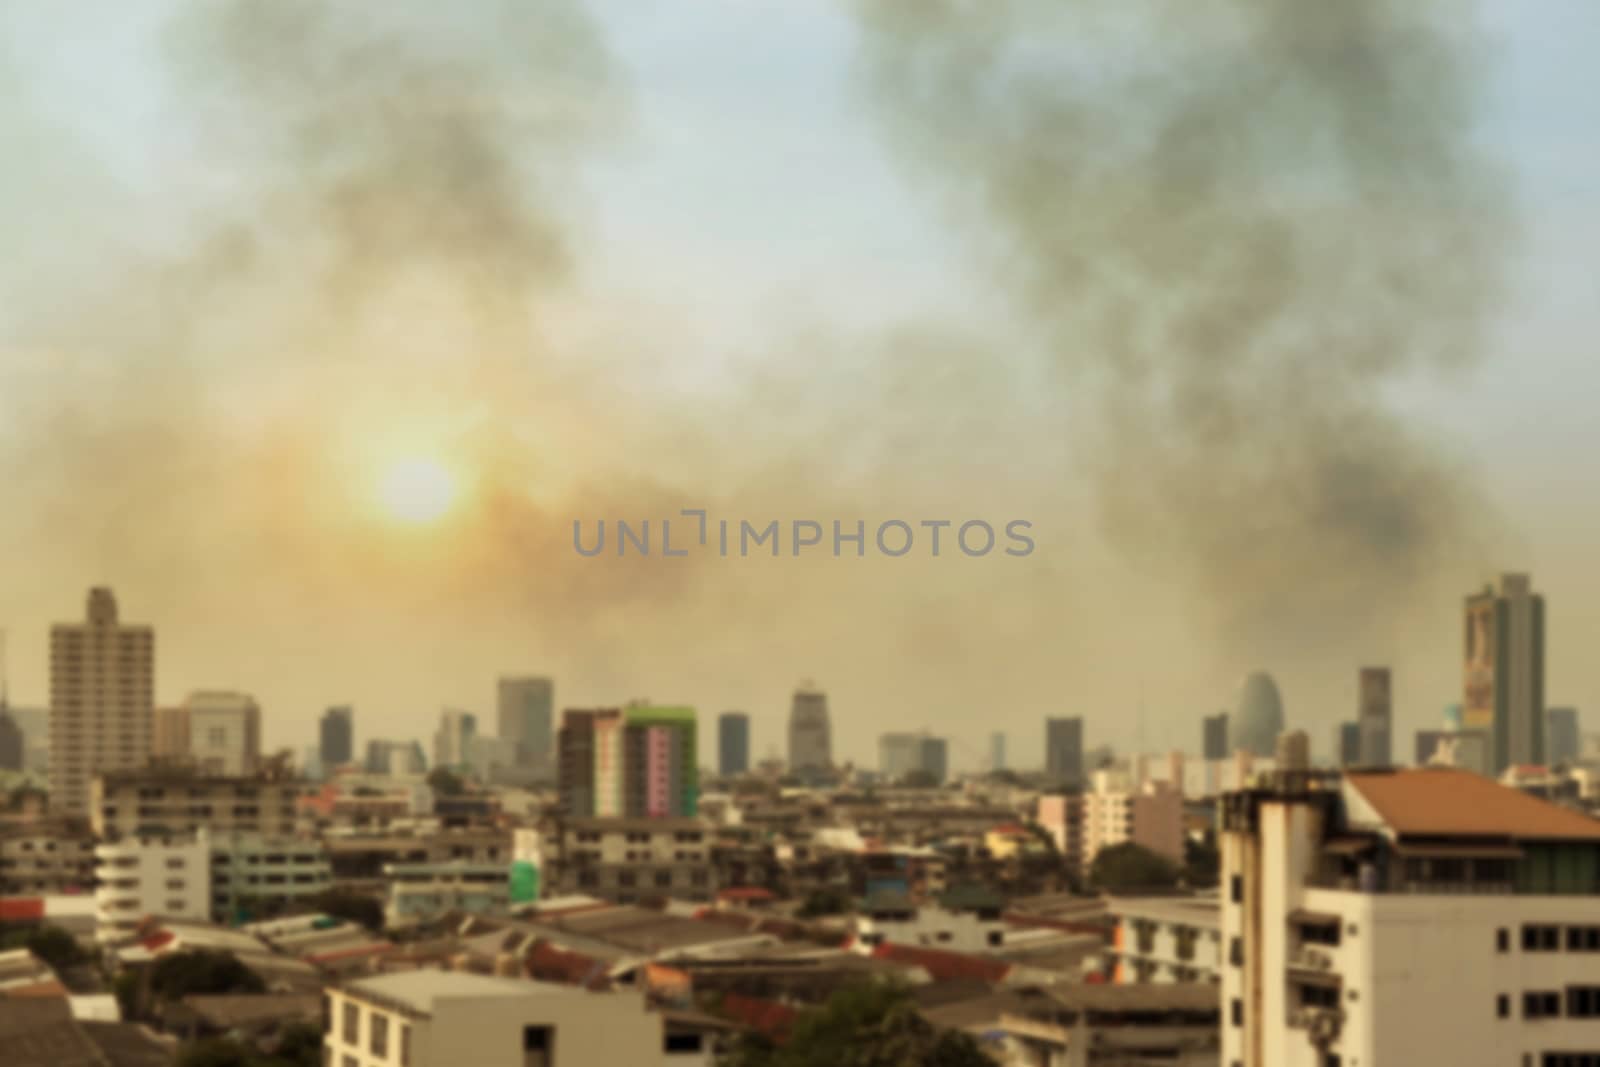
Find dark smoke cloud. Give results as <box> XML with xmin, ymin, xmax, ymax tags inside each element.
<box><xmin>853</xmin><ymin>0</ymin><xmax>1509</xmax><ymax>655</ymax></box>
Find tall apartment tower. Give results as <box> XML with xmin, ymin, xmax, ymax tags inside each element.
<box><xmin>718</xmin><ymin>712</ymin><xmax>750</xmax><ymax>777</ymax></box>
<box><xmin>49</xmin><ymin>588</ymin><xmax>154</xmax><ymax>817</ymax></box>
<box><xmin>319</xmin><ymin>706</ymin><xmax>353</xmax><ymax>769</ymax></box>
<box><xmin>787</xmin><ymin>683</ymin><xmax>832</xmax><ymax>774</ymax></box>
<box><xmin>990</xmin><ymin>731</ymin><xmax>1007</xmax><ymax>773</ymax></box>
<box><xmin>187</xmin><ymin>691</ymin><xmax>262</xmax><ymax>776</ymax></box>
<box><xmin>432</xmin><ymin>709</ymin><xmax>477</xmax><ymax>772</ymax></box>
<box><xmin>1045</xmin><ymin>717</ymin><xmax>1084</xmax><ymax>789</ymax></box>
<box><xmin>558</xmin><ymin>706</ymin><xmax>698</xmax><ymax>818</ymax></box>
<box><xmin>1465</xmin><ymin>573</ymin><xmax>1545</xmax><ymax>772</ymax></box>
<box><xmin>497</xmin><ymin>677</ymin><xmax>554</xmax><ymax>781</ymax></box>
<box><xmin>1202</xmin><ymin>712</ymin><xmax>1230</xmax><ymax>761</ymax></box>
<box><xmin>1357</xmin><ymin>668</ymin><xmax>1392</xmax><ymax>767</ymax></box>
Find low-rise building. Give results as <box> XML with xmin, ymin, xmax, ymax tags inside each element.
<box><xmin>0</xmin><ymin>822</ymin><xmax>96</xmax><ymax>894</ymax></box>
<box><xmin>94</xmin><ymin>834</ymin><xmax>211</xmax><ymax>943</ymax></box>
<box><xmin>546</xmin><ymin>818</ymin><xmax>717</xmax><ymax>905</ymax></box>
<box><xmin>324</xmin><ymin>968</ymin><xmax>688</xmax><ymax>1067</ymax></box>
<box><xmin>92</xmin><ymin>769</ymin><xmax>307</xmax><ymax>840</ymax></box>
<box><xmin>384</xmin><ymin>860</ymin><xmax>509</xmax><ymax>926</ymax></box>
<box><xmin>1107</xmin><ymin>896</ymin><xmax>1221</xmax><ymax>984</ymax></box>
<box><xmin>210</xmin><ymin>834</ymin><xmax>333</xmax><ymax>923</ymax></box>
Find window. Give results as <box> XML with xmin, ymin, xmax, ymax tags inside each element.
<box><xmin>1497</xmin><ymin>928</ymin><xmax>1510</xmax><ymax>952</ymax></box>
<box><xmin>343</xmin><ymin>1002</ymin><xmax>360</xmax><ymax>1044</ymax></box>
<box><xmin>1543</xmin><ymin>1055</ymin><xmax>1600</xmax><ymax>1067</ymax></box>
<box><xmin>1568</xmin><ymin>927</ymin><xmax>1600</xmax><ymax>952</ymax></box>
<box><xmin>1524</xmin><ymin>924</ymin><xmax>1561</xmax><ymax>952</ymax></box>
<box><xmin>524</xmin><ymin>1025</ymin><xmax>554</xmax><ymax>1067</ymax></box>
<box><xmin>618</xmin><ymin>871</ymin><xmax>636</xmax><ymax>888</ymax></box>
<box><xmin>987</xmin><ymin>931</ymin><xmax>1004</xmax><ymax>947</ymax></box>
<box><xmin>1299</xmin><ymin>984</ymin><xmax>1339</xmax><ymax>1009</ymax></box>
<box><xmin>399</xmin><ymin>1025</ymin><xmax>411</xmax><ymax>1067</ymax></box>
<box><xmin>343</xmin><ymin>1058</ymin><xmax>357</xmax><ymax>1067</ymax></box>
<box><xmin>655</xmin><ymin>871</ymin><xmax>672</xmax><ymax>888</ymax></box>
<box><xmin>1231</xmin><ymin>998</ymin><xmax>1243</xmax><ymax>1027</ymax></box>
<box><xmin>1524</xmin><ymin>991</ymin><xmax>1561</xmax><ymax>1019</ymax></box>
<box><xmin>166</xmin><ymin>858</ymin><xmax>186</xmax><ymax>870</ymax></box>
<box><xmin>1229</xmin><ymin>937</ymin><xmax>1243</xmax><ymax>967</ymax></box>
<box><xmin>1230</xmin><ymin>875</ymin><xmax>1243</xmax><ymax>903</ymax></box>
<box><xmin>1566</xmin><ymin>987</ymin><xmax>1600</xmax><ymax>1018</ymax></box>
<box><xmin>664</xmin><ymin>1032</ymin><xmax>704</xmax><ymax>1053</ymax></box>
<box><xmin>370</xmin><ymin>1012</ymin><xmax>389</xmax><ymax>1057</ymax></box>
<box><xmin>1497</xmin><ymin>994</ymin><xmax>1510</xmax><ymax>1018</ymax></box>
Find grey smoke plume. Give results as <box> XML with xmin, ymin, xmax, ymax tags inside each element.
<box><xmin>853</xmin><ymin>0</ymin><xmax>1508</xmax><ymax>652</ymax></box>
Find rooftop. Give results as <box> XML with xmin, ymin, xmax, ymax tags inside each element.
<box><xmin>346</xmin><ymin>969</ymin><xmax>562</xmax><ymax>1016</ymax></box>
<box><xmin>1345</xmin><ymin>767</ymin><xmax>1600</xmax><ymax>841</ymax></box>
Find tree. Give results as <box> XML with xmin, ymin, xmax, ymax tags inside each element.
<box><xmin>899</xmin><ymin>770</ymin><xmax>940</xmax><ymax>790</ymax></box>
<box><xmin>720</xmin><ymin>982</ymin><xmax>991</xmax><ymax>1067</ymax></box>
<box><xmin>427</xmin><ymin>767</ymin><xmax>465</xmax><ymax>796</ymax></box>
<box><xmin>0</xmin><ymin>923</ymin><xmax>85</xmax><ymax>970</ymax></box>
<box><xmin>175</xmin><ymin>1025</ymin><xmax>320</xmax><ymax>1067</ymax></box>
<box><xmin>1089</xmin><ymin>842</ymin><xmax>1181</xmax><ymax>893</ymax></box>
<box><xmin>796</xmin><ymin>888</ymin><xmax>852</xmax><ymax>919</ymax></box>
<box><xmin>311</xmin><ymin>889</ymin><xmax>385</xmax><ymax>933</ymax></box>
<box><xmin>149</xmin><ymin>950</ymin><xmax>266</xmax><ymax>1001</ymax></box>
<box><xmin>1183</xmin><ymin>836</ymin><xmax>1220</xmax><ymax>889</ymax></box>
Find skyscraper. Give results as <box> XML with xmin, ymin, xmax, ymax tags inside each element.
<box><xmin>1234</xmin><ymin>672</ymin><xmax>1285</xmax><ymax>757</ymax></box>
<box><xmin>990</xmin><ymin>731</ymin><xmax>1007</xmax><ymax>772</ymax></box>
<box><xmin>49</xmin><ymin>588</ymin><xmax>154</xmax><ymax>816</ymax></box>
<box><xmin>1045</xmin><ymin>717</ymin><xmax>1084</xmax><ymax>789</ymax></box>
<box><xmin>919</xmin><ymin>736</ymin><xmax>949</xmax><ymax>784</ymax></box>
<box><xmin>718</xmin><ymin>712</ymin><xmax>750</xmax><ymax>777</ymax></box>
<box><xmin>1465</xmin><ymin>574</ymin><xmax>1545</xmax><ymax>772</ymax></box>
<box><xmin>0</xmin><ymin>709</ymin><xmax>21</xmax><ymax>772</ymax></box>
<box><xmin>319</xmin><ymin>706</ymin><xmax>353</xmax><ymax>769</ymax></box>
<box><xmin>1202</xmin><ymin>712</ymin><xmax>1230</xmax><ymax>760</ymax></box>
<box><xmin>787</xmin><ymin>683</ymin><xmax>832</xmax><ymax>773</ymax></box>
<box><xmin>1358</xmin><ymin>668</ymin><xmax>1392</xmax><ymax>767</ymax></box>
<box><xmin>497</xmin><ymin>677</ymin><xmax>554</xmax><ymax>781</ymax></box>
<box><xmin>879</xmin><ymin>732</ymin><xmax>924</xmax><ymax>780</ymax></box>
<box><xmin>559</xmin><ymin>706</ymin><xmax>698</xmax><ymax>818</ymax></box>
<box><xmin>1337</xmin><ymin>722</ymin><xmax>1361</xmax><ymax>768</ymax></box>
<box><xmin>187</xmin><ymin>691</ymin><xmax>262</xmax><ymax>776</ymax></box>
<box><xmin>1545</xmin><ymin>707</ymin><xmax>1580</xmax><ymax>767</ymax></box>
<box><xmin>432</xmin><ymin>709</ymin><xmax>477</xmax><ymax>772</ymax></box>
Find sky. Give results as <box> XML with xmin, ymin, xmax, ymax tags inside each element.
<box><xmin>0</xmin><ymin>0</ymin><xmax>1597</xmax><ymax>770</ymax></box>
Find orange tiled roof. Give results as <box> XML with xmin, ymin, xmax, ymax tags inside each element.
<box><xmin>1346</xmin><ymin>767</ymin><xmax>1600</xmax><ymax>841</ymax></box>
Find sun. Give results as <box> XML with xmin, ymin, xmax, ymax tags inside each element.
<box><xmin>377</xmin><ymin>456</ymin><xmax>459</xmax><ymax>524</ymax></box>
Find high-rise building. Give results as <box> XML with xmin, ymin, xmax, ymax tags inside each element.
<box><xmin>365</xmin><ymin>739</ymin><xmax>426</xmax><ymax>776</ymax></box>
<box><xmin>1045</xmin><ymin>717</ymin><xmax>1084</xmax><ymax>789</ymax></box>
<box><xmin>990</xmin><ymin>731</ymin><xmax>1007</xmax><ymax>772</ymax></box>
<box><xmin>49</xmin><ymin>588</ymin><xmax>154</xmax><ymax>816</ymax></box>
<box><xmin>1221</xmin><ymin>767</ymin><xmax>1600</xmax><ymax>1066</ymax></box>
<box><xmin>1202</xmin><ymin>712</ymin><xmax>1230</xmax><ymax>761</ymax></box>
<box><xmin>1336</xmin><ymin>722</ymin><xmax>1361</xmax><ymax>767</ymax></box>
<box><xmin>879</xmin><ymin>732</ymin><xmax>924</xmax><ymax>780</ymax></box>
<box><xmin>787</xmin><ymin>683</ymin><xmax>832</xmax><ymax>773</ymax></box>
<box><xmin>558</xmin><ymin>706</ymin><xmax>698</xmax><ymax>818</ymax></box>
<box><xmin>497</xmin><ymin>677</ymin><xmax>554</xmax><ymax>782</ymax></box>
<box><xmin>717</xmin><ymin>712</ymin><xmax>750</xmax><ymax>777</ymax></box>
<box><xmin>1465</xmin><ymin>573</ymin><xmax>1545</xmax><ymax>773</ymax></box>
<box><xmin>187</xmin><ymin>691</ymin><xmax>262</xmax><ymax>776</ymax></box>
<box><xmin>919</xmin><ymin>736</ymin><xmax>949</xmax><ymax>784</ymax></box>
<box><xmin>1233</xmin><ymin>672</ymin><xmax>1285</xmax><ymax>756</ymax></box>
<box><xmin>319</xmin><ymin>706</ymin><xmax>353</xmax><ymax>769</ymax></box>
<box><xmin>1545</xmin><ymin>706</ymin><xmax>1580</xmax><ymax>767</ymax></box>
<box><xmin>1357</xmin><ymin>667</ymin><xmax>1392</xmax><ymax>767</ymax></box>
<box><xmin>432</xmin><ymin>709</ymin><xmax>477</xmax><ymax>772</ymax></box>
<box><xmin>0</xmin><ymin>708</ymin><xmax>21</xmax><ymax>771</ymax></box>
<box><xmin>152</xmin><ymin>706</ymin><xmax>191</xmax><ymax>762</ymax></box>
<box><xmin>1414</xmin><ymin>729</ymin><xmax>1445</xmax><ymax>766</ymax></box>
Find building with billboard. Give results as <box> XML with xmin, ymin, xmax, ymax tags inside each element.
<box><xmin>1465</xmin><ymin>574</ymin><xmax>1545</xmax><ymax>773</ymax></box>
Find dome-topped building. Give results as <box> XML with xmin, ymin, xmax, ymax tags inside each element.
<box><xmin>1234</xmin><ymin>671</ymin><xmax>1285</xmax><ymax>756</ymax></box>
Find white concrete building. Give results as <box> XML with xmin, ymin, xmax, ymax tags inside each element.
<box><xmin>186</xmin><ymin>691</ymin><xmax>262</xmax><ymax>776</ymax></box>
<box><xmin>1082</xmin><ymin>776</ymin><xmax>1184</xmax><ymax>868</ymax></box>
<box><xmin>94</xmin><ymin>834</ymin><xmax>211</xmax><ymax>943</ymax></box>
<box><xmin>324</xmin><ymin>968</ymin><xmax>696</xmax><ymax>1067</ymax></box>
<box><xmin>1222</xmin><ymin>766</ymin><xmax>1600</xmax><ymax>1067</ymax></box>
<box><xmin>1107</xmin><ymin>897</ymin><xmax>1221</xmax><ymax>985</ymax></box>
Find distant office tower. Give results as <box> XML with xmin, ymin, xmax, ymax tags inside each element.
<box><xmin>1414</xmin><ymin>729</ymin><xmax>1446</xmax><ymax>766</ymax></box>
<box><xmin>6</xmin><ymin>706</ymin><xmax>48</xmax><ymax>773</ymax></box>
<box><xmin>1233</xmin><ymin>672</ymin><xmax>1285</xmax><ymax>756</ymax></box>
<box><xmin>559</xmin><ymin>706</ymin><xmax>698</xmax><ymax>818</ymax></box>
<box><xmin>497</xmin><ymin>677</ymin><xmax>554</xmax><ymax>781</ymax></box>
<box><xmin>1275</xmin><ymin>730</ymin><xmax>1310</xmax><ymax>772</ymax></box>
<box><xmin>0</xmin><ymin>708</ymin><xmax>21</xmax><ymax>771</ymax></box>
<box><xmin>991</xmin><ymin>731</ymin><xmax>1007</xmax><ymax>772</ymax></box>
<box><xmin>365</xmin><ymin>739</ymin><xmax>426</xmax><ymax>776</ymax></box>
<box><xmin>187</xmin><ymin>691</ymin><xmax>262</xmax><ymax>776</ymax></box>
<box><xmin>432</xmin><ymin>709</ymin><xmax>477</xmax><ymax>772</ymax></box>
<box><xmin>467</xmin><ymin>734</ymin><xmax>519</xmax><ymax>781</ymax></box>
<box><xmin>49</xmin><ymin>588</ymin><xmax>154</xmax><ymax>816</ymax></box>
<box><xmin>718</xmin><ymin>712</ymin><xmax>750</xmax><ymax>777</ymax></box>
<box><xmin>1337</xmin><ymin>722</ymin><xmax>1361</xmax><ymax>768</ymax></box>
<box><xmin>1544</xmin><ymin>707</ymin><xmax>1579</xmax><ymax>767</ymax></box>
<box><xmin>1202</xmin><ymin>712</ymin><xmax>1230</xmax><ymax>761</ymax></box>
<box><xmin>1045</xmin><ymin>717</ymin><xmax>1084</xmax><ymax>789</ymax></box>
<box><xmin>152</xmin><ymin>706</ymin><xmax>191</xmax><ymax>762</ymax></box>
<box><xmin>319</xmin><ymin>706</ymin><xmax>353</xmax><ymax>769</ymax></box>
<box><xmin>1357</xmin><ymin>668</ymin><xmax>1392</xmax><ymax>767</ymax></box>
<box><xmin>1465</xmin><ymin>574</ymin><xmax>1546</xmax><ymax>772</ymax></box>
<box><xmin>920</xmin><ymin>736</ymin><xmax>949</xmax><ymax>784</ymax></box>
<box><xmin>879</xmin><ymin>732</ymin><xmax>924</xmax><ymax>780</ymax></box>
<box><xmin>787</xmin><ymin>683</ymin><xmax>832</xmax><ymax>773</ymax></box>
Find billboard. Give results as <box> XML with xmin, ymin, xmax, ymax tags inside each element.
<box><xmin>1464</xmin><ymin>597</ymin><xmax>1497</xmax><ymax>732</ymax></box>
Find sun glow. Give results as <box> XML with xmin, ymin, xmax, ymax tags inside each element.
<box><xmin>377</xmin><ymin>456</ymin><xmax>459</xmax><ymax>524</ymax></box>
